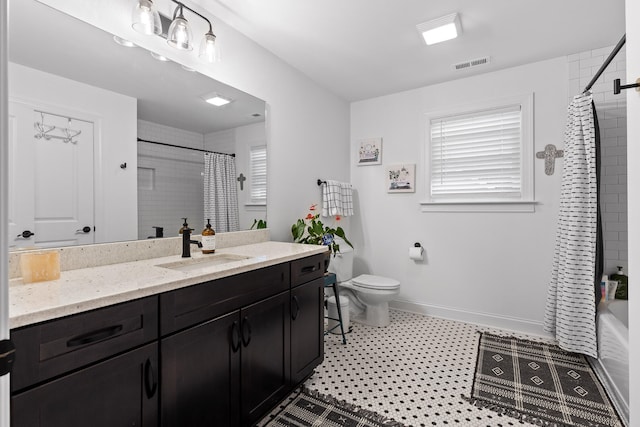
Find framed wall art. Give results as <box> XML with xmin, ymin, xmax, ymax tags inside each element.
<box><xmin>357</xmin><ymin>137</ymin><xmax>382</xmax><ymax>166</ymax></box>
<box><xmin>386</xmin><ymin>163</ymin><xmax>415</xmax><ymax>193</ymax></box>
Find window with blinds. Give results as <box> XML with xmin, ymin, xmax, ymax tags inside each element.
<box><xmin>429</xmin><ymin>104</ymin><xmax>526</xmax><ymax>201</ymax></box>
<box><xmin>249</xmin><ymin>145</ymin><xmax>267</xmax><ymax>204</ymax></box>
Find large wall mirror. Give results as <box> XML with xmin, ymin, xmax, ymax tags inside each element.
<box><xmin>7</xmin><ymin>0</ymin><xmax>267</xmax><ymax>251</ymax></box>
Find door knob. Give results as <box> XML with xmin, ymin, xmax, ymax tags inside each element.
<box><xmin>76</xmin><ymin>226</ymin><xmax>92</xmax><ymax>233</ymax></box>
<box><xmin>17</xmin><ymin>230</ymin><xmax>34</xmax><ymax>239</ymax></box>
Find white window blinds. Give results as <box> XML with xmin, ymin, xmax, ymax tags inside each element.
<box><xmin>249</xmin><ymin>145</ymin><xmax>267</xmax><ymax>204</ymax></box>
<box><xmin>430</xmin><ymin>105</ymin><xmax>522</xmax><ymax>199</ymax></box>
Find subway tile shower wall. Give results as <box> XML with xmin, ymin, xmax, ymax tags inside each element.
<box><xmin>568</xmin><ymin>45</ymin><xmax>628</xmax><ymax>275</ymax></box>
<box><xmin>137</xmin><ymin>120</ymin><xmax>206</xmax><ymax>240</ymax></box>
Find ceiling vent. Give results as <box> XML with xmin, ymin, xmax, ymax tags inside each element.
<box><xmin>452</xmin><ymin>56</ymin><xmax>491</xmax><ymax>71</ymax></box>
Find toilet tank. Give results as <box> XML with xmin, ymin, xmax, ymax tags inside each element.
<box><xmin>328</xmin><ymin>243</ymin><xmax>353</xmax><ymax>283</ymax></box>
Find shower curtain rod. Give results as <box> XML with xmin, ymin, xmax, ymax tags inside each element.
<box><xmin>583</xmin><ymin>34</ymin><xmax>626</xmax><ymax>93</ymax></box>
<box><xmin>137</xmin><ymin>137</ymin><xmax>235</xmax><ymax>157</ymax></box>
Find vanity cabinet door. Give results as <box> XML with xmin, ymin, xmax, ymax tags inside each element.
<box><xmin>240</xmin><ymin>290</ymin><xmax>291</xmax><ymax>426</ymax></box>
<box><xmin>161</xmin><ymin>311</ymin><xmax>241</xmax><ymax>427</ymax></box>
<box><xmin>11</xmin><ymin>342</ymin><xmax>158</xmax><ymax>427</ymax></box>
<box><xmin>290</xmin><ymin>277</ymin><xmax>324</xmax><ymax>384</ymax></box>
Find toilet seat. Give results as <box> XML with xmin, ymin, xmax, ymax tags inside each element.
<box><xmin>351</xmin><ymin>274</ymin><xmax>400</xmax><ymax>290</ymax></box>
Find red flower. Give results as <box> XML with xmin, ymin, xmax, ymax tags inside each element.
<box><xmin>309</xmin><ymin>204</ymin><xmax>317</xmax><ymax>211</ymax></box>
<box><xmin>335</xmin><ymin>215</ymin><xmax>341</xmax><ymax>221</ymax></box>
<box><xmin>305</xmin><ymin>213</ymin><xmax>314</xmax><ymax>220</ymax></box>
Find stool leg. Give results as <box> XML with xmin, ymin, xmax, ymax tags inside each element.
<box><xmin>332</xmin><ymin>283</ymin><xmax>347</xmax><ymax>344</ymax></box>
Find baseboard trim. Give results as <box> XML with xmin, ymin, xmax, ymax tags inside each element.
<box><xmin>389</xmin><ymin>300</ymin><xmax>552</xmax><ymax>338</ymax></box>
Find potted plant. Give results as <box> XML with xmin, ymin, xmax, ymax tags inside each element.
<box><xmin>291</xmin><ymin>204</ymin><xmax>353</xmax><ymax>269</ymax></box>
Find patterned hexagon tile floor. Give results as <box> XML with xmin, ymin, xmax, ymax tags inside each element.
<box><xmin>305</xmin><ymin>310</ymin><xmax>542</xmax><ymax>427</ymax></box>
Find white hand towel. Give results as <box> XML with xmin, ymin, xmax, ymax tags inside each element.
<box><xmin>340</xmin><ymin>182</ymin><xmax>354</xmax><ymax>216</ymax></box>
<box><xmin>322</xmin><ymin>180</ymin><xmax>342</xmax><ymax>217</ymax></box>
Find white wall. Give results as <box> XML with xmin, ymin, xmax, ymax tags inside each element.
<box><xmin>8</xmin><ymin>63</ymin><xmax>138</xmax><ymax>243</ymax></box>
<box><xmin>626</xmin><ymin>0</ymin><xmax>639</xmax><ymax>422</ymax></box>
<box><xmin>232</xmin><ymin>122</ymin><xmax>268</xmax><ymax>230</ymax></box>
<box><xmin>351</xmin><ymin>57</ymin><xmax>569</xmax><ymax>334</ymax></box>
<box><xmin>38</xmin><ymin>0</ymin><xmax>351</xmax><ymax>243</ymax></box>
<box><xmin>137</xmin><ymin>120</ymin><xmax>205</xmax><ymax>239</ymax></box>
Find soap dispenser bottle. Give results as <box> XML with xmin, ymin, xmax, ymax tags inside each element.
<box><xmin>201</xmin><ymin>219</ymin><xmax>216</xmax><ymax>254</ymax></box>
<box><xmin>611</xmin><ymin>266</ymin><xmax>628</xmax><ymax>300</ymax></box>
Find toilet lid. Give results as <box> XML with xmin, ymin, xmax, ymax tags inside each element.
<box><xmin>352</xmin><ymin>274</ymin><xmax>400</xmax><ymax>290</ymax></box>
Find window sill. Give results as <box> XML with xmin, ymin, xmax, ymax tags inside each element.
<box><xmin>420</xmin><ymin>200</ymin><xmax>537</xmax><ymax>213</ymax></box>
<box><xmin>244</xmin><ymin>203</ymin><xmax>266</xmax><ymax>211</ymax></box>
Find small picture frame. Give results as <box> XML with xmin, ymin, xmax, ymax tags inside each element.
<box><xmin>357</xmin><ymin>137</ymin><xmax>382</xmax><ymax>166</ymax></box>
<box><xmin>386</xmin><ymin>163</ymin><xmax>416</xmax><ymax>193</ymax></box>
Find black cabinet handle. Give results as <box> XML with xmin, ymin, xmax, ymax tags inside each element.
<box><xmin>291</xmin><ymin>296</ymin><xmax>300</xmax><ymax>320</ymax></box>
<box><xmin>144</xmin><ymin>358</ymin><xmax>157</xmax><ymax>398</ymax></box>
<box><xmin>230</xmin><ymin>321</ymin><xmax>241</xmax><ymax>352</ymax></box>
<box><xmin>76</xmin><ymin>226</ymin><xmax>92</xmax><ymax>234</ymax></box>
<box><xmin>17</xmin><ymin>230</ymin><xmax>34</xmax><ymax>239</ymax></box>
<box><xmin>241</xmin><ymin>316</ymin><xmax>251</xmax><ymax>347</ymax></box>
<box><xmin>301</xmin><ymin>264</ymin><xmax>318</xmax><ymax>273</ymax></box>
<box><xmin>66</xmin><ymin>325</ymin><xmax>123</xmax><ymax>348</ymax></box>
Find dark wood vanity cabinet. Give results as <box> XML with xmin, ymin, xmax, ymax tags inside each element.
<box><xmin>10</xmin><ymin>254</ymin><xmax>325</xmax><ymax>427</ymax></box>
<box><xmin>290</xmin><ymin>255</ymin><xmax>325</xmax><ymax>384</ymax></box>
<box><xmin>9</xmin><ymin>297</ymin><xmax>159</xmax><ymax>427</ymax></box>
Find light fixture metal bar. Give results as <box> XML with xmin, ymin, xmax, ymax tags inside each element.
<box><xmin>170</xmin><ymin>0</ymin><xmax>213</xmax><ymax>32</ymax></box>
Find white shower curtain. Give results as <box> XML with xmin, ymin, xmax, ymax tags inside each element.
<box><xmin>204</xmin><ymin>153</ymin><xmax>239</xmax><ymax>233</ymax></box>
<box><xmin>543</xmin><ymin>92</ymin><xmax>601</xmax><ymax>358</ymax></box>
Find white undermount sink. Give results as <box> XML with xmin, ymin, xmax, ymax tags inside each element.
<box><xmin>157</xmin><ymin>254</ymin><xmax>251</xmax><ymax>272</ymax></box>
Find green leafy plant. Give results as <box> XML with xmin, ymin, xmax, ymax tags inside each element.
<box><xmin>291</xmin><ymin>204</ymin><xmax>353</xmax><ymax>256</ymax></box>
<box><xmin>250</xmin><ymin>219</ymin><xmax>267</xmax><ymax>229</ymax></box>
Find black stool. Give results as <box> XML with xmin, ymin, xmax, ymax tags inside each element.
<box><xmin>323</xmin><ymin>273</ymin><xmax>347</xmax><ymax>344</ymax></box>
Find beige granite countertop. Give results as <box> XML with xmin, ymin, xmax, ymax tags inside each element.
<box><xmin>9</xmin><ymin>241</ymin><xmax>327</xmax><ymax>329</ymax></box>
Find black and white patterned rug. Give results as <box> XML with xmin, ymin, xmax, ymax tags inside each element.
<box><xmin>263</xmin><ymin>387</ymin><xmax>405</xmax><ymax>427</ymax></box>
<box><xmin>465</xmin><ymin>333</ymin><xmax>623</xmax><ymax>427</ymax></box>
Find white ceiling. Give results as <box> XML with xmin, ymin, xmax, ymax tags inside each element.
<box><xmin>206</xmin><ymin>0</ymin><xmax>626</xmax><ymax>101</ymax></box>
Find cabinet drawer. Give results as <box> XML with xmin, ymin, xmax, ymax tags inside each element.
<box><xmin>11</xmin><ymin>296</ymin><xmax>158</xmax><ymax>392</ymax></box>
<box><xmin>290</xmin><ymin>253</ymin><xmax>326</xmax><ymax>287</ymax></box>
<box><xmin>160</xmin><ymin>263</ymin><xmax>289</xmax><ymax>336</ymax></box>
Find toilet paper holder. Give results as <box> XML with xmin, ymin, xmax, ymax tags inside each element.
<box><xmin>409</xmin><ymin>242</ymin><xmax>424</xmax><ymax>261</ymax></box>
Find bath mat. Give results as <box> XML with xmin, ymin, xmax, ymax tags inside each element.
<box><xmin>261</xmin><ymin>387</ymin><xmax>405</xmax><ymax>427</ymax></box>
<box><xmin>465</xmin><ymin>333</ymin><xmax>623</xmax><ymax>427</ymax></box>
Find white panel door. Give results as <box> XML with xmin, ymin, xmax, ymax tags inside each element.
<box><xmin>7</xmin><ymin>102</ymin><xmax>34</xmax><ymax>249</ymax></box>
<box><xmin>9</xmin><ymin>102</ymin><xmax>95</xmax><ymax>249</ymax></box>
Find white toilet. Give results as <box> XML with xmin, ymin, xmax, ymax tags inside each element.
<box><xmin>328</xmin><ymin>245</ymin><xmax>400</xmax><ymax>327</ymax></box>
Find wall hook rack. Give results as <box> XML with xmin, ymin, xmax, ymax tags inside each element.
<box><xmin>33</xmin><ymin>113</ymin><xmax>81</xmax><ymax>143</ymax></box>
<box><xmin>614</xmin><ymin>78</ymin><xmax>640</xmax><ymax>95</ymax></box>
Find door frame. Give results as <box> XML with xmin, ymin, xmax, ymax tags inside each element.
<box><xmin>1</xmin><ymin>1</ymin><xmax>11</xmax><ymax>426</ymax></box>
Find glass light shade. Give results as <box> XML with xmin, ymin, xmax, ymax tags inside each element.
<box><xmin>167</xmin><ymin>12</ymin><xmax>193</xmax><ymax>51</ymax></box>
<box><xmin>199</xmin><ymin>31</ymin><xmax>219</xmax><ymax>63</ymax></box>
<box><xmin>131</xmin><ymin>0</ymin><xmax>162</xmax><ymax>35</ymax></box>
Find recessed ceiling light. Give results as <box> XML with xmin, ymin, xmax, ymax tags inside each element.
<box><xmin>113</xmin><ymin>35</ymin><xmax>137</xmax><ymax>47</ymax></box>
<box><xmin>416</xmin><ymin>13</ymin><xmax>462</xmax><ymax>45</ymax></box>
<box><xmin>203</xmin><ymin>94</ymin><xmax>232</xmax><ymax>106</ymax></box>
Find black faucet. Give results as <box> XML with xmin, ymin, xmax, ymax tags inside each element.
<box><xmin>181</xmin><ymin>220</ymin><xmax>202</xmax><ymax>258</ymax></box>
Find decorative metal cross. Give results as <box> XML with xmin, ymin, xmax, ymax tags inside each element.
<box><xmin>536</xmin><ymin>144</ymin><xmax>564</xmax><ymax>176</ymax></box>
<box><xmin>237</xmin><ymin>173</ymin><xmax>246</xmax><ymax>190</ymax></box>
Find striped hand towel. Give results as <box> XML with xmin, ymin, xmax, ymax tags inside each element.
<box><xmin>321</xmin><ymin>180</ymin><xmax>354</xmax><ymax>217</ymax></box>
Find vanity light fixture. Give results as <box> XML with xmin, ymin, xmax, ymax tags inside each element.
<box><xmin>166</xmin><ymin>1</ymin><xmax>219</xmax><ymax>62</ymax></box>
<box><xmin>150</xmin><ymin>51</ymin><xmax>171</xmax><ymax>62</ymax></box>
<box><xmin>131</xmin><ymin>0</ymin><xmax>162</xmax><ymax>36</ymax></box>
<box><xmin>416</xmin><ymin>13</ymin><xmax>462</xmax><ymax>45</ymax></box>
<box><xmin>113</xmin><ymin>35</ymin><xmax>137</xmax><ymax>48</ymax></box>
<box><xmin>167</xmin><ymin>3</ymin><xmax>193</xmax><ymax>50</ymax></box>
